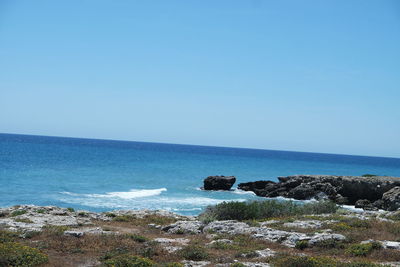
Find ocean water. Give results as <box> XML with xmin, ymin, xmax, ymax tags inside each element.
<box><xmin>1</xmin><ymin>133</ymin><xmax>400</xmax><ymax>215</ymax></box>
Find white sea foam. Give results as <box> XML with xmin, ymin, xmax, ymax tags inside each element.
<box><xmin>232</xmin><ymin>188</ymin><xmax>256</xmax><ymax>195</ymax></box>
<box><xmin>60</xmin><ymin>188</ymin><xmax>167</xmax><ymax>199</ymax></box>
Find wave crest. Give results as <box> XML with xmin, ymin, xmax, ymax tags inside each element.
<box><xmin>61</xmin><ymin>188</ymin><xmax>167</xmax><ymax>199</ymax></box>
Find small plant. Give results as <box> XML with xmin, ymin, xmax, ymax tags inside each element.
<box><xmin>67</xmin><ymin>207</ymin><xmax>75</xmax><ymax>212</ymax></box>
<box><xmin>179</xmin><ymin>245</ymin><xmax>209</xmax><ymax>261</ymax></box>
<box><xmin>103</xmin><ymin>254</ymin><xmax>154</xmax><ymax>267</ymax></box>
<box><xmin>138</xmin><ymin>246</ymin><xmax>157</xmax><ymax>258</ymax></box>
<box><xmin>362</xmin><ymin>174</ymin><xmax>378</xmax><ymax>177</ymax></box>
<box><xmin>295</xmin><ymin>240</ymin><xmax>309</xmax><ymax>250</ymax></box>
<box><xmin>78</xmin><ymin>212</ymin><xmax>87</xmax><ymax>217</ymax></box>
<box><xmin>128</xmin><ymin>234</ymin><xmax>148</xmax><ymax>243</ymax></box>
<box><xmin>210</xmin><ymin>241</ymin><xmax>234</xmax><ymax>250</ymax></box>
<box><xmin>231</xmin><ymin>263</ymin><xmax>246</xmax><ymax>267</ymax></box>
<box><xmin>315</xmin><ymin>239</ymin><xmax>346</xmax><ymax>249</ymax></box>
<box><xmin>100</xmin><ymin>247</ymin><xmax>130</xmax><ymax>261</ymax></box>
<box><xmin>36</xmin><ymin>209</ymin><xmax>46</xmax><ymax>214</ymax></box>
<box><xmin>10</xmin><ymin>210</ymin><xmax>27</xmax><ymax>217</ymax></box>
<box><xmin>0</xmin><ymin>242</ymin><xmax>48</xmax><ymax>267</ymax></box>
<box><xmin>105</xmin><ymin>212</ymin><xmax>117</xmax><ymax>217</ymax></box>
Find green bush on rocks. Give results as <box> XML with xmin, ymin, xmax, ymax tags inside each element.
<box><xmin>200</xmin><ymin>200</ymin><xmax>338</xmax><ymax>221</ymax></box>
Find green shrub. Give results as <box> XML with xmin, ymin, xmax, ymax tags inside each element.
<box><xmin>10</xmin><ymin>210</ymin><xmax>27</xmax><ymax>217</ymax></box>
<box><xmin>36</xmin><ymin>209</ymin><xmax>45</xmax><ymax>214</ymax></box>
<box><xmin>67</xmin><ymin>207</ymin><xmax>75</xmax><ymax>212</ymax></box>
<box><xmin>231</xmin><ymin>263</ymin><xmax>246</xmax><ymax>267</ymax></box>
<box><xmin>178</xmin><ymin>245</ymin><xmax>209</xmax><ymax>261</ymax></box>
<box><xmin>295</xmin><ymin>240</ymin><xmax>309</xmax><ymax>250</ymax></box>
<box><xmin>103</xmin><ymin>254</ymin><xmax>154</xmax><ymax>267</ymax></box>
<box><xmin>346</xmin><ymin>243</ymin><xmax>374</xmax><ymax>257</ymax></box>
<box><xmin>0</xmin><ymin>230</ymin><xmax>18</xmax><ymax>243</ymax></box>
<box><xmin>362</xmin><ymin>174</ymin><xmax>378</xmax><ymax>177</ymax></box>
<box><xmin>0</xmin><ymin>242</ymin><xmax>48</xmax><ymax>267</ymax></box>
<box><xmin>200</xmin><ymin>200</ymin><xmax>338</xmax><ymax>221</ymax></box>
<box><xmin>272</xmin><ymin>255</ymin><xmax>338</xmax><ymax>267</ymax></box>
<box><xmin>137</xmin><ymin>245</ymin><xmax>157</xmax><ymax>258</ymax></box>
<box><xmin>272</xmin><ymin>255</ymin><xmax>389</xmax><ymax>267</ymax></box>
<box><xmin>314</xmin><ymin>239</ymin><xmax>346</xmax><ymax>249</ymax></box>
<box><xmin>100</xmin><ymin>247</ymin><xmax>130</xmax><ymax>261</ymax></box>
<box><xmin>210</xmin><ymin>241</ymin><xmax>234</xmax><ymax>250</ymax></box>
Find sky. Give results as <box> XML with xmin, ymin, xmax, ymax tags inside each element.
<box><xmin>0</xmin><ymin>0</ymin><xmax>399</xmax><ymax>158</ymax></box>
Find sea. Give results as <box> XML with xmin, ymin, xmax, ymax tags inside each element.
<box><xmin>1</xmin><ymin>133</ymin><xmax>400</xmax><ymax>215</ymax></box>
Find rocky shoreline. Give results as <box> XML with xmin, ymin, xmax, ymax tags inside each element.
<box><xmin>203</xmin><ymin>175</ymin><xmax>400</xmax><ymax>211</ymax></box>
<box><xmin>2</xmin><ymin>203</ymin><xmax>400</xmax><ymax>266</ymax></box>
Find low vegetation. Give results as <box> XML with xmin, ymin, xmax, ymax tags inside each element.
<box><xmin>199</xmin><ymin>200</ymin><xmax>338</xmax><ymax>221</ymax></box>
<box><xmin>272</xmin><ymin>255</ymin><xmax>390</xmax><ymax>267</ymax></box>
<box><xmin>0</xmin><ymin>242</ymin><xmax>48</xmax><ymax>267</ymax></box>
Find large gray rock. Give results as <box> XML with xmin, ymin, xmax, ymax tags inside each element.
<box><xmin>203</xmin><ymin>175</ymin><xmax>236</xmax><ymax>190</ymax></box>
<box><xmin>382</xmin><ymin>187</ymin><xmax>400</xmax><ymax>211</ymax></box>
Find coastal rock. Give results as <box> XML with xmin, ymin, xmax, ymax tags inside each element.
<box><xmin>238</xmin><ymin>175</ymin><xmax>400</xmax><ymax>209</ymax></box>
<box><xmin>162</xmin><ymin>220</ymin><xmax>204</xmax><ymax>234</ymax></box>
<box><xmin>382</xmin><ymin>187</ymin><xmax>400</xmax><ymax>211</ymax></box>
<box><xmin>307</xmin><ymin>233</ymin><xmax>346</xmax><ymax>246</ymax></box>
<box><xmin>201</xmin><ymin>220</ymin><xmax>345</xmax><ymax>248</ymax></box>
<box><xmin>203</xmin><ymin>175</ymin><xmax>236</xmax><ymax>190</ymax></box>
<box><xmin>239</xmin><ymin>248</ymin><xmax>276</xmax><ymax>258</ymax></box>
<box><xmin>283</xmin><ymin>220</ymin><xmax>324</xmax><ymax>229</ymax></box>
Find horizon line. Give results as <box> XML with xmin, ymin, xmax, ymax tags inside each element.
<box><xmin>1</xmin><ymin>131</ymin><xmax>399</xmax><ymax>160</ymax></box>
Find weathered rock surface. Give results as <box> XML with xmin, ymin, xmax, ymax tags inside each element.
<box><xmin>162</xmin><ymin>220</ymin><xmax>204</xmax><ymax>234</ymax></box>
<box><xmin>382</xmin><ymin>187</ymin><xmax>400</xmax><ymax>211</ymax></box>
<box><xmin>0</xmin><ymin>205</ymin><xmax>186</xmax><ymax>233</ymax></box>
<box><xmin>203</xmin><ymin>175</ymin><xmax>236</xmax><ymax>190</ymax></box>
<box><xmin>173</xmin><ymin>219</ymin><xmax>347</xmax><ymax>248</ymax></box>
<box><xmin>238</xmin><ymin>175</ymin><xmax>400</xmax><ymax>210</ymax></box>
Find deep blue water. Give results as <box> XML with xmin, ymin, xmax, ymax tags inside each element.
<box><xmin>1</xmin><ymin>133</ymin><xmax>400</xmax><ymax>215</ymax></box>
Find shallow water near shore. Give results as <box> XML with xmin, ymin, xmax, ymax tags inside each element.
<box><xmin>1</xmin><ymin>133</ymin><xmax>400</xmax><ymax>215</ymax></box>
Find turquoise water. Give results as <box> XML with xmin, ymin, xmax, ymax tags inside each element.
<box><xmin>1</xmin><ymin>133</ymin><xmax>400</xmax><ymax>215</ymax></box>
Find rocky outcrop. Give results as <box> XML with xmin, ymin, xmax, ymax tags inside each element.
<box><xmin>382</xmin><ymin>187</ymin><xmax>400</xmax><ymax>211</ymax></box>
<box><xmin>238</xmin><ymin>175</ymin><xmax>400</xmax><ymax>210</ymax></box>
<box><xmin>203</xmin><ymin>175</ymin><xmax>236</xmax><ymax>190</ymax></box>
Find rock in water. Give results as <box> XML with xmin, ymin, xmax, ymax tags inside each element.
<box><xmin>203</xmin><ymin>175</ymin><xmax>236</xmax><ymax>190</ymax></box>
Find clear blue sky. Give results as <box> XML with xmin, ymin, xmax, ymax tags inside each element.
<box><xmin>0</xmin><ymin>0</ymin><xmax>399</xmax><ymax>158</ymax></box>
